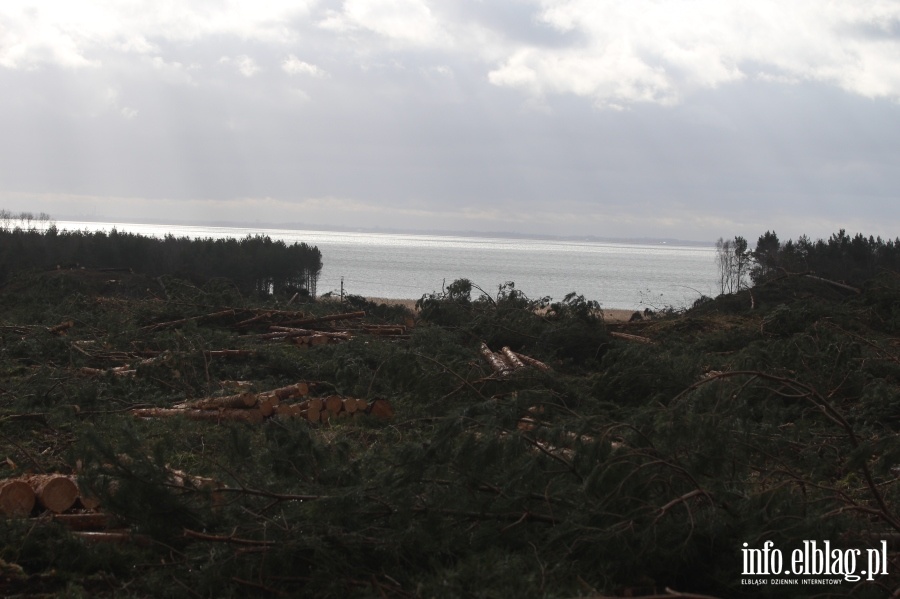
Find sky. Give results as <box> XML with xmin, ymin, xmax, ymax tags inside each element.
<box><xmin>1</xmin><ymin>0</ymin><xmax>899</xmax><ymax>243</ymax></box>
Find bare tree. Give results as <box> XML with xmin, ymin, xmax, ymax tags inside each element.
<box><xmin>716</xmin><ymin>236</ymin><xmax>750</xmax><ymax>294</ymax></box>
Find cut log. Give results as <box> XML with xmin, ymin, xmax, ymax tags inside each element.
<box><xmin>0</xmin><ymin>480</ymin><xmax>36</xmax><ymax>517</ymax></box>
<box><xmin>273</xmin><ymin>404</ymin><xmax>297</xmax><ymax>419</ymax></box>
<box><xmin>307</xmin><ymin>398</ymin><xmax>324</xmax><ymax>412</ymax></box>
<box><xmin>26</xmin><ymin>474</ymin><xmax>79</xmax><ymax>513</ymax></box>
<box><xmin>306</xmin><ymin>406</ymin><xmax>321</xmax><ymax>423</ymax></box>
<box><xmin>479</xmin><ymin>342</ymin><xmax>510</xmax><ymax>376</ymax></box>
<box><xmin>290</xmin><ymin>336</ymin><xmax>311</xmax><ymax>348</ymax></box>
<box><xmin>142</xmin><ymin>309</ymin><xmax>236</xmax><ymax>332</ymax></box>
<box><xmin>500</xmin><ymin>347</ymin><xmax>527</xmax><ymax>370</ymax></box>
<box><xmin>73</xmin><ymin>531</ymin><xmax>152</xmax><ymax>546</ymax></box>
<box><xmin>76</xmin><ymin>481</ymin><xmax>102</xmax><ymax>510</ymax></box>
<box><xmin>47</xmin><ymin>320</ymin><xmax>75</xmax><ymax>335</ymax></box>
<box><xmin>258</xmin><ymin>398</ymin><xmax>277</xmax><ymax>418</ymax></box>
<box><xmin>177</xmin><ymin>392</ymin><xmax>258</xmax><ymax>411</ymax></box>
<box><xmin>363</xmin><ymin>326</ymin><xmax>406</xmax><ymax>336</ymax></box>
<box><xmin>269</xmin><ymin>382</ymin><xmax>310</xmax><ymax>400</ymax></box>
<box><xmin>517</xmin><ymin>417</ymin><xmax>538</xmax><ymax>432</ymax></box>
<box><xmin>281</xmin><ymin>310</ymin><xmax>366</xmax><ymax>327</ymax></box>
<box><xmin>512</xmin><ymin>351</ymin><xmax>551</xmax><ymax>372</ymax></box>
<box><xmin>343</xmin><ymin>398</ymin><xmax>358</xmax><ymax>414</ymax></box>
<box><xmin>261</xmin><ymin>328</ymin><xmax>352</xmax><ymax>341</ymax></box>
<box><xmin>256</xmin><ymin>328</ymin><xmax>315</xmax><ymax>341</ymax></box>
<box><xmin>368</xmin><ymin>398</ymin><xmax>394</xmax><ymax>420</ymax></box>
<box><xmin>233</xmin><ymin>311</ymin><xmax>276</xmax><ymax>328</ymax></box>
<box><xmin>804</xmin><ymin>274</ymin><xmax>861</xmax><ymax>294</ymax></box>
<box><xmin>308</xmin><ymin>334</ymin><xmax>331</xmax><ymax>347</ymax></box>
<box><xmin>609</xmin><ymin>331</ymin><xmax>655</xmax><ymax>344</ymax></box>
<box><xmin>52</xmin><ymin>512</ymin><xmax>116</xmax><ymax>531</ymax></box>
<box><xmin>133</xmin><ymin>408</ymin><xmax>264</xmax><ymax>423</ymax></box>
<box><xmin>79</xmin><ymin>366</ymin><xmax>136</xmax><ymax>377</ymax></box>
<box><xmin>324</xmin><ymin>395</ymin><xmax>344</xmax><ymax>415</ymax></box>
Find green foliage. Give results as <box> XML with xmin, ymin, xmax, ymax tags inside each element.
<box><xmin>3</xmin><ymin>244</ymin><xmax>900</xmax><ymax>597</ymax></box>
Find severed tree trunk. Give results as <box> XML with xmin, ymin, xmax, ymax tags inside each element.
<box><xmin>513</xmin><ymin>351</ymin><xmax>551</xmax><ymax>372</ymax></box>
<box><xmin>281</xmin><ymin>310</ymin><xmax>366</xmax><ymax>327</ymax></box>
<box><xmin>324</xmin><ymin>395</ymin><xmax>344</xmax><ymax>416</ymax></box>
<box><xmin>133</xmin><ymin>408</ymin><xmax>264</xmax><ymax>424</ymax></box>
<box><xmin>46</xmin><ymin>320</ymin><xmax>75</xmax><ymax>335</ymax></box>
<box><xmin>267</xmin><ymin>381</ymin><xmax>311</xmax><ymax>400</ymax></box>
<box><xmin>368</xmin><ymin>398</ymin><xmax>394</xmax><ymax>420</ymax></box>
<box><xmin>609</xmin><ymin>331</ymin><xmax>655</xmax><ymax>344</ymax></box>
<box><xmin>500</xmin><ymin>347</ymin><xmax>526</xmax><ymax>370</ymax></box>
<box><xmin>306</xmin><ymin>405</ymin><xmax>321</xmax><ymax>423</ymax></box>
<box><xmin>0</xmin><ymin>479</ymin><xmax>36</xmax><ymax>517</ymax></box>
<box><xmin>258</xmin><ymin>397</ymin><xmax>278</xmax><ymax>418</ymax></box>
<box><xmin>25</xmin><ymin>474</ymin><xmax>79</xmax><ymax>513</ymax></box>
<box><xmin>176</xmin><ymin>392</ymin><xmax>258</xmax><ymax>411</ymax></box>
<box><xmin>73</xmin><ymin>531</ymin><xmax>152</xmax><ymax>546</ymax></box>
<box><xmin>142</xmin><ymin>309</ymin><xmax>236</xmax><ymax>332</ymax></box>
<box><xmin>479</xmin><ymin>343</ymin><xmax>511</xmax><ymax>376</ymax></box>
<box><xmin>52</xmin><ymin>512</ymin><xmax>117</xmax><ymax>531</ymax></box>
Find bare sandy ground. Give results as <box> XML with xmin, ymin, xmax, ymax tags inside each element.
<box><xmin>365</xmin><ymin>297</ymin><xmax>635</xmax><ymax>322</ymax></box>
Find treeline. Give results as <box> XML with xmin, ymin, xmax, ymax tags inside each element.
<box><xmin>717</xmin><ymin>229</ymin><xmax>900</xmax><ymax>293</ymax></box>
<box><xmin>0</xmin><ymin>219</ymin><xmax>322</xmax><ymax>297</ymax></box>
<box><xmin>0</xmin><ymin>209</ymin><xmax>54</xmax><ymax>232</ymax></box>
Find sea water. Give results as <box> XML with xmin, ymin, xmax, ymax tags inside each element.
<box><xmin>56</xmin><ymin>221</ymin><xmax>719</xmax><ymax>310</ymax></box>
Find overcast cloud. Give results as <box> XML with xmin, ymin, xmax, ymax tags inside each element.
<box><xmin>1</xmin><ymin>0</ymin><xmax>899</xmax><ymax>241</ymax></box>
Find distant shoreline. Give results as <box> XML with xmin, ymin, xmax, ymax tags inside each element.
<box><xmin>53</xmin><ymin>217</ymin><xmax>715</xmax><ymax>248</ymax></box>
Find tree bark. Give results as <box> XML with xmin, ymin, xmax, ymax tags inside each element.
<box><xmin>176</xmin><ymin>392</ymin><xmax>258</xmax><ymax>411</ymax></box>
<box><xmin>52</xmin><ymin>512</ymin><xmax>117</xmax><ymax>530</ymax></box>
<box><xmin>513</xmin><ymin>352</ymin><xmax>551</xmax><ymax>372</ymax></box>
<box><xmin>479</xmin><ymin>342</ymin><xmax>510</xmax><ymax>376</ymax></box>
<box><xmin>500</xmin><ymin>347</ymin><xmax>526</xmax><ymax>370</ymax></box>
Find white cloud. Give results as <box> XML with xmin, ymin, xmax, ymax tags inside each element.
<box><xmin>146</xmin><ymin>55</ymin><xmax>195</xmax><ymax>85</ymax></box>
<box><xmin>319</xmin><ymin>0</ymin><xmax>451</xmax><ymax>47</ymax></box>
<box><xmin>101</xmin><ymin>86</ymin><xmax>138</xmax><ymax>119</ymax></box>
<box><xmin>282</xmin><ymin>55</ymin><xmax>324</xmax><ymax>77</ymax></box>
<box><xmin>221</xmin><ymin>54</ymin><xmax>260</xmax><ymax>77</ymax></box>
<box><xmin>487</xmin><ymin>0</ymin><xmax>900</xmax><ymax>106</ymax></box>
<box><xmin>0</xmin><ymin>0</ymin><xmax>317</xmax><ymax>70</ymax></box>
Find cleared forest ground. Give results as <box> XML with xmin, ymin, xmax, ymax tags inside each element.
<box><xmin>2</xmin><ymin>266</ymin><xmax>900</xmax><ymax>598</ymax></box>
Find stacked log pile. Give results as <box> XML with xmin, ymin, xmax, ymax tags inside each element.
<box><xmin>479</xmin><ymin>343</ymin><xmax>551</xmax><ymax>376</ymax></box>
<box><xmin>0</xmin><ymin>474</ymin><xmax>95</xmax><ymax>517</ymax></box>
<box><xmin>1</xmin><ymin>468</ymin><xmax>225</xmax><ymax>545</ymax></box>
<box><xmin>131</xmin><ymin>381</ymin><xmax>393</xmax><ymax>424</ymax></box>
<box><xmin>275</xmin><ymin>396</ymin><xmax>394</xmax><ymax>423</ymax></box>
